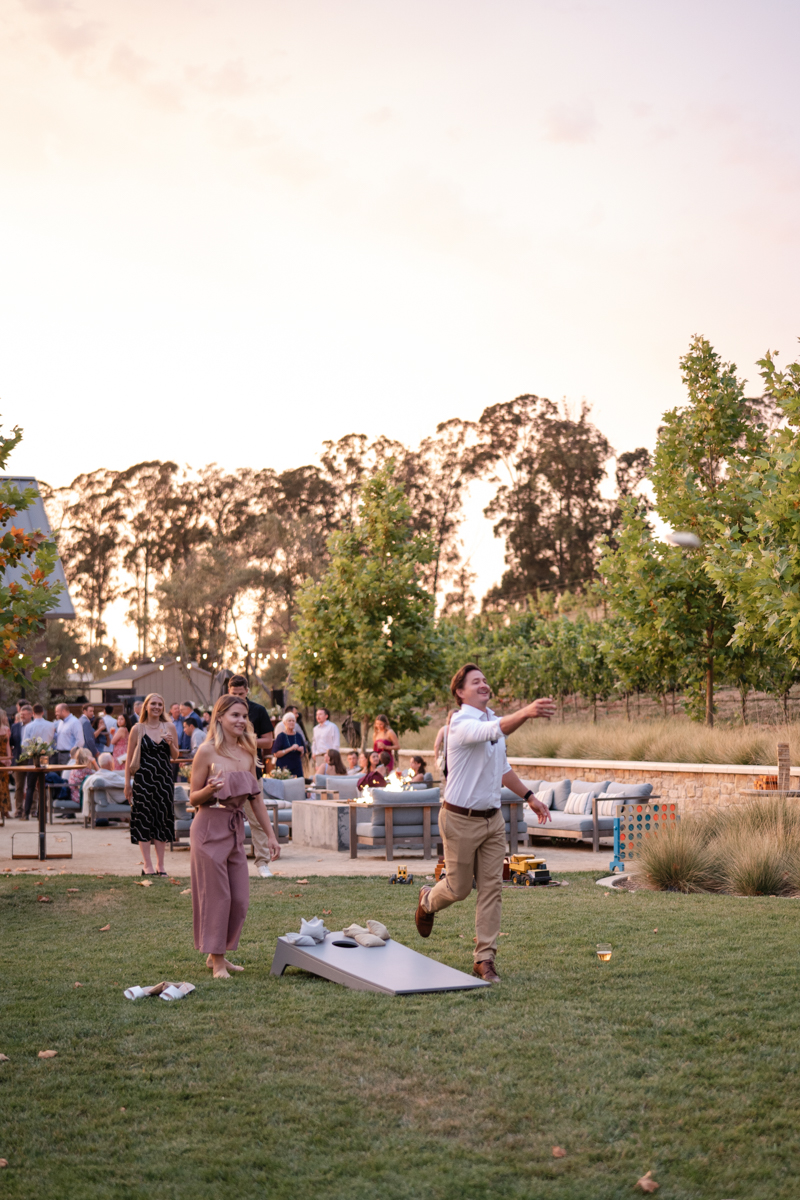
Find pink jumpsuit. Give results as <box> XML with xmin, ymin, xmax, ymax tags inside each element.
<box><xmin>190</xmin><ymin>770</ymin><xmax>260</xmax><ymax>955</ymax></box>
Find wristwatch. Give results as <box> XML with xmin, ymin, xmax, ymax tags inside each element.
<box><xmin>523</xmin><ymin>789</ymin><xmax>533</xmax><ymax>802</ymax></box>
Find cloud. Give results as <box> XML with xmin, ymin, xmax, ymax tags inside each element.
<box><xmin>544</xmin><ymin>100</ymin><xmax>597</xmax><ymax>144</ymax></box>
<box><xmin>186</xmin><ymin>58</ymin><xmax>254</xmax><ymax>98</ymax></box>
<box><xmin>107</xmin><ymin>42</ymin><xmax>182</xmax><ymax>112</ymax></box>
<box><xmin>109</xmin><ymin>42</ymin><xmax>150</xmax><ymax>84</ymax></box>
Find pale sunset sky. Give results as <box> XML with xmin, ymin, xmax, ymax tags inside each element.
<box><xmin>2</xmin><ymin>0</ymin><xmax>799</xmax><ymax>645</ymax></box>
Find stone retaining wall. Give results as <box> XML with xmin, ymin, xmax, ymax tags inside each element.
<box><xmin>396</xmin><ymin>750</ymin><xmax>797</xmax><ymax>815</ymax></box>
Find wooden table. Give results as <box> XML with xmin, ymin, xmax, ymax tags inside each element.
<box><xmin>1</xmin><ymin>765</ymin><xmax>73</xmax><ymax>861</ymax></box>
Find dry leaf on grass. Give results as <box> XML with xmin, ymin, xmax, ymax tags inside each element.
<box><xmin>136</xmin><ymin>880</ymin><xmax>153</xmax><ymax>888</ymax></box>
<box><xmin>322</xmin><ymin>909</ymin><xmax>332</xmax><ymax>915</ymax></box>
<box><xmin>0</xmin><ymin>1159</ymin><xmax>7</xmax><ymax>1167</ymax></box>
<box><xmin>120</xmin><ymin>1106</ymin><xmax>126</xmax><ymax>1111</ymax></box>
<box><xmin>169</xmin><ymin>878</ymin><xmax>181</xmax><ymax>885</ymax></box>
<box><xmin>291</xmin><ymin>893</ymin><xmax>302</xmax><ymax>898</ymax></box>
<box><xmin>499</xmin><ymin>932</ymin><xmax>509</xmax><ymax>937</ymax></box>
<box><xmin>296</xmin><ymin>879</ymin><xmax>309</xmax><ymax>885</ymax></box>
<box><xmin>0</xmin><ymin>1054</ymin><xmax>9</xmax><ymax>1062</ymax></box>
<box><xmin>73</xmin><ymin>982</ymin><xmax>83</xmax><ymax>989</ymax></box>
<box><xmin>99</xmin><ymin>924</ymin><xmax>110</xmax><ymax>932</ymax></box>
<box><xmin>653</xmin><ymin>928</ymin><xmax>658</xmax><ymax>933</ymax></box>
<box><xmin>38</xmin><ymin>1050</ymin><xmax>58</xmax><ymax>1059</ymax></box>
<box><xmin>37</xmin><ymin>896</ymin><xmax>52</xmax><ymax>903</ymax></box>
<box><xmin>552</xmin><ymin>1146</ymin><xmax>567</xmax><ymax>1158</ymax></box>
<box><xmin>637</xmin><ymin>1171</ymin><xmax>659</xmax><ymax>1192</ymax></box>
<box><xmin>67</xmin><ymin>888</ymin><xmax>79</xmax><ymax>893</ymax></box>
<box><xmin>180</xmin><ymin>888</ymin><xmax>191</xmax><ymax>895</ymax></box>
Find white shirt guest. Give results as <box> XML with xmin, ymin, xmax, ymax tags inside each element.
<box><xmin>53</xmin><ymin>704</ymin><xmax>84</xmax><ymax>762</ymax></box>
<box><xmin>311</xmin><ymin>708</ymin><xmax>339</xmax><ymax>770</ymax></box>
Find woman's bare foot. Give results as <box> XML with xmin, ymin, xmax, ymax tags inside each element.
<box><xmin>206</xmin><ymin>954</ymin><xmax>244</xmax><ymax>973</ymax></box>
<box><xmin>209</xmin><ymin>953</ymin><xmax>231</xmax><ymax>979</ymax></box>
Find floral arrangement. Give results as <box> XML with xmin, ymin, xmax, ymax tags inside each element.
<box><xmin>269</xmin><ymin>768</ymin><xmax>294</xmax><ymax>780</ymax></box>
<box><xmin>18</xmin><ymin>738</ymin><xmax>54</xmax><ymax>763</ymax></box>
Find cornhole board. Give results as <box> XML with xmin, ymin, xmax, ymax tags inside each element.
<box><xmin>270</xmin><ymin>932</ymin><xmax>490</xmax><ymax>995</ymax></box>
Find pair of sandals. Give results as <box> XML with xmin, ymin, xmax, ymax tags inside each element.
<box><xmin>124</xmin><ymin>981</ymin><xmax>195</xmax><ymax>1001</ymax></box>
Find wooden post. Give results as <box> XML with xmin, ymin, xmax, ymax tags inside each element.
<box><xmin>349</xmin><ymin>803</ymin><xmax>357</xmax><ymax>859</ymax></box>
<box><xmin>384</xmin><ymin>806</ymin><xmax>394</xmax><ymax>861</ymax></box>
<box><xmin>423</xmin><ymin>807</ymin><xmax>431</xmax><ymax>860</ymax></box>
<box><xmin>778</xmin><ymin>742</ymin><xmax>791</xmax><ymax>792</ymax></box>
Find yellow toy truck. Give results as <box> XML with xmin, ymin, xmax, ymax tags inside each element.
<box><xmin>506</xmin><ymin>854</ymin><xmax>551</xmax><ymax>886</ymax></box>
<box><xmin>389</xmin><ymin>864</ymin><xmax>414</xmax><ymax>885</ymax></box>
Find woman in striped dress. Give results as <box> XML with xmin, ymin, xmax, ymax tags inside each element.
<box><xmin>124</xmin><ymin>693</ymin><xmax>179</xmax><ymax>876</ymax></box>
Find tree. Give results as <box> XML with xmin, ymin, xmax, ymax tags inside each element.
<box><xmin>706</xmin><ymin>346</ymin><xmax>800</xmax><ymax>668</ymax></box>
<box><xmin>477</xmin><ymin>395</ymin><xmax>617</xmax><ymax>604</ymax></box>
<box><xmin>290</xmin><ymin>463</ymin><xmax>446</xmax><ymax>745</ymax></box>
<box><xmin>602</xmin><ymin>337</ymin><xmax>770</xmax><ymax>724</ymax></box>
<box><xmin>0</xmin><ymin>419</ymin><xmax>63</xmax><ymax>687</ymax></box>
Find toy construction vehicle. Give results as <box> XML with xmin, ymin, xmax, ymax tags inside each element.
<box><xmin>505</xmin><ymin>854</ymin><xmax>551</xmax><ymax>886</ymax></box>
<box><xmin>389</xmin><ymin>865</ymin><xmax>414</xmax><ymax>885</ymax></box>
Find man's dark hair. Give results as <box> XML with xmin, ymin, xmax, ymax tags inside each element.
<box><xmin>450</xmin><ymin>662</ymin><xmax>483</xmax><ymax>705</ymax></box>
<box><xmin>104</xmin><ymin>706</ymin><xmax>114</xmax><ymax>714</ymax></box>
<box><xmin>32</xmin><ymin>704</ymin><xmax>44</xmax><ymax>716</ymax></box>
<box><xmin>184</xmin><ymin>716</ymin><xmax>199</xmax><ymax>729</ymax></box>
<box><xmin>182</xmin><ymin>700</ymin><xmax>195</xmax><ymax>708</ymax></box>
<box><xmin>317</xmin><ymin>706</ymin><xmax>330</xmax><ymax>719</ymax></box>
<box><xmin>82</xmin><ymin>703</ymin><xmax>93</xmax><ymax>713</ymax></box>
<box><xmin>227</xmin><ymin>675</ymin><xmax>248</xmax><ymax>691</ymax></box>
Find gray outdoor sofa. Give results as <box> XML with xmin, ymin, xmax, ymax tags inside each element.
<box><xmin>350</xmin><ymin>789</ymin><xmax>527</xmax><ymax>860</ymax></box>
<box><xmin>520</xmin><ymin>778</ymin><xmax>654</xmax><ymax>851</ymax></box>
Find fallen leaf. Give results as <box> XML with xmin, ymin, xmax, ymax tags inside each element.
<box><xmin>73</xmin><ymin>982</ymin><xmax>83</xmax><ymax>989</ymax></box>
<box><xmin>99</xmin><ymin>924</ymin><xmax>110</xmax><ymax>932</ymax></box>
<box><xmin>499</xmin><ymin>932</ymin><xmax>509</xmax><ymax>937</ymax></box>
<box><xmin>653</xmin><ymin>928</ymin><xmax>658</xmax><ymax>933</ymax></box>
<box><xmin>0</xmin><ymin>1054</ymin><xmax>9</xmax><ymax>1062</ymax></box>
<box><xmin>296</xmin><ymin>879</ymin><xmax>309</xmax><ymax>885</ymax></box>
<box><xmin>38</xmin><ymin>895</ymin><xmax>52</xmax><ymax>903</ymax></box>
<box><xmin>458</xmin><ymin>934</ymin><xmax>464</xmax><ymax>939</ymax></box>
<box><xmin>322</xmin><ymin>909</ymin><xmax>332</xmax><ymax>915</ymax></box>
<box><xmin>0</xmin><ymin>1158</ymin><xmax>7</xmax><ymax>1167</ymax></box>
<box><xmin>180</xmin><ymin>887</ymin><xmax>191</xmax><ymax>895</ymax></box>
<box><xmin>120</xmin><ymin>1106</ymin><xmax>126</xmax><ymax>1111</ymax></box>
<box><xmin>67</xmin><ymin>888</ymin><xmax>79</xmax><ymax>893</ymax></box>
<box><xmin>136</xmin><ymin>880</ymin><xmax>153</xmax><ymax>888</ymax></box>
<box><xmin>636</xmin><ymin>1171</ymin><xmax>659</xmax><ymax>1193</ymax></box>
<box><xmin>291</xmin><ymin>893</ymin><xmax>302</xmax><ymax>898</ymax></box>
<box><xmin>552</xmin><ymin>1146</ymin><xmax>567</xmax><ymax>1158</ymax></box>
<box><xmin>38</xmin><ymin>1050</ymin><xmax>58</xmax><ymax>1059</ymax></box>
<box><xmin>169</xmin><ymin>878</ymin><xmax>181</xmax><ymax>885</ymax></box>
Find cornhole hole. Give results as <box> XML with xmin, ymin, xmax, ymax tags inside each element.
<box><xmin>270</xmin><ymin>932</ymin><xmax>490</xmax><ymax>995</ymax></box>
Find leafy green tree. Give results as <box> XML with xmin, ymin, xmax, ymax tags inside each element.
<box><xmin>602</xmin><ymin>337</ymin><xmax>769</xmax><ymax>725</ymax></box>
<box><xmin>290</xmin><ymin>464</ymin><xmax>446</xmax><ymax>745</ymax></box>
<box><xmin>0</xmin><ymin>419</ymin><xmax>63</xmax><ymax>687</ymax></box>
<box><xmin>706</xmin><ymin>348</ymin><xmax>800</xmax><ymax>671</ymax></box>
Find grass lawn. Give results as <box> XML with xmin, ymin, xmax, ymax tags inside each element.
<box><xmin>2</xmin><ymin>871</ymin><xmax>799</xmax><ymax>1199</ymax></box>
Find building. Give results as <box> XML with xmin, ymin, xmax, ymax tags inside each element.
<box><xmin>89</xmin><ymin>657</ymin><xmax>220</xmax><ymax>712</ymax></box>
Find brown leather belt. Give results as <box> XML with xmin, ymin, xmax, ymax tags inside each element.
<box><xmin>443</xmin><ymin>801</ymin><xmax>500</xmax><ymax>819</ymax></box>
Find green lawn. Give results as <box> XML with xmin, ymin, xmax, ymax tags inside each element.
<box><xmin>1</xmin><ymin>872</ymin><xmax>799</xmax><ymax>1199</ymax></box>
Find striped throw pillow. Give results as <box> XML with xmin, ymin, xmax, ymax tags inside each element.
<box><xmin>597</xmin><ymin>798</ymin><xmax>623</xmax><ymax>816</ymax></box>
<box><xmin>564</xmin><ymin>791</ymin><xmax>591</xmax><ymax>814</ymax></box>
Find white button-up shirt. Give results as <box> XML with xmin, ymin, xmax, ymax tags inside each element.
<box><xmin>444</xmin><ymin>703</ymin><xmax>509</xmax><ymax>810</ymax></box>
<box><xmin>311</xmin><ymin>719</ymin><xmax>340</xmax><ymax>758</ymax></box>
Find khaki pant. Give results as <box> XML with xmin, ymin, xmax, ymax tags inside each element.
<box><xmin>244</xmin><ymin>799</ymin><xmax>271</xmax><ymax>869</ymax></box>
<box><xmin>423</xmin><ymin>806</ymin><xmax>507</xmax><ymax>964</ymax></box>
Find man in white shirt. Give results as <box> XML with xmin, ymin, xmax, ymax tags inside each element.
<box><xmin>415</xmin><ymin>663</ymin><xmax>554</xmax><ymax>983</ymax></box>
<box><xmin>22</xmin><ymin>704</ymin><xmax>55</xmax><ymax>747</ymax></box>
<box><xmin>53</xmin><ymin>704</ymin><xmax>84</xmax><ymax>764</ymax></box>
<box><xmin>102</xmin><ymin>706</ymin><xmax>118</xmax><ymax>735</ymax></box>
<box><xmin>311</xmin><ymin>708</ymin><xmax>340</xmax><ymax>771</ymax></box>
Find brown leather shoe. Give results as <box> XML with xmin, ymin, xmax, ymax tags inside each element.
<box><xmin>473</xmin><ymin>959</ymin><xmax>501</xmax><ymax>983</ymax></box>
<box><xmin>415</xmin><ymin>886</ymin><xmax>434</xmax><ymax>938</ymax></box>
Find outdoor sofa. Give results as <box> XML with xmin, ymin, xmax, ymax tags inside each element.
<box><xmin>350</xmin><ymin>789</ymin><xmax>527</xmax><ymax>860</ymax></box>
<box><xmin>520</xmin><ymin>779</ymin><xmax>654</xmax><ymax>851</ymax></box>
<box><xmin>170</xmin><ymin>784</ymin><xmax>290</xmax><ymax>851</ymax></box>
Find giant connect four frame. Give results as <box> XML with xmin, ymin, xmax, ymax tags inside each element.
<box><xmin>610</xmin><ymin>801</ymin><xmax>680</xmax><ymax>873</ymax></box>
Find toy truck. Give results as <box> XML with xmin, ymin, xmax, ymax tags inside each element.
<box><xmin>506</xmin><ymin>854</ymin><xmax>551</xmax><ymax>886</ymax></box>
<box><xmin>389</xmin><ymin>865</ymin><xmax>414</xmax><ymax>885</ymax></box>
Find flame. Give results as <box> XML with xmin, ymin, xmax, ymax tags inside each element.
<box><xmin>384</xmin><ymin>772</ymin><xmax>406</xmax><ymax>792</ymax></box>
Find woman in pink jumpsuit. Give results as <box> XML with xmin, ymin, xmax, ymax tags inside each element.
<box><xmin>190</xmin><ymin>694</ymin><xmax>281</xmax><ymax>979</ymax></box>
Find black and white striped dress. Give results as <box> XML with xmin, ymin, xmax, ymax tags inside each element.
<box><xmin>130</xmin><ymin>733</ymin><xmax>175</xmax><ymax>844</ymax></box>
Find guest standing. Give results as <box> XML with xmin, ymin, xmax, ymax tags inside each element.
<box><xmin>110</xmin><ymin>714</ymin><xmax>129</xmax><ymax>767</ymax></box>
<box><xmin>12</xmin><ymin>705</ymin><xmax>33</xmax><ymax>817</ymax></box>
<box><xmin>53</xmin><ymin>703</ymin><xmax>84</xmax><ymax>764</ymax></box>
<box><xmin>272</xmin><ymin>712</ymin><xmax>305</xmax><ymax>778</ymax></box>
<box><xmin>183</xmin><ymin>716</ymin><xmax>206</xmax><ymax>757</ymax></box>
<box><xmin>189</xmin><ymin>694</ymin><xmax>280</xmax><ymax>979</ymax></box>
<box><xmin>372</xmin><ymin>714</ymin><xmax>399</xmax><ymax>772</ymax></box>
<box><xmin>124</xmin><ymin>693</ymin><xmax>179</xmax><ymax>876</ymax></box>
<box><xmin>102</xmin><ymin>706</ymin><xmax>118</xmax><ymax>736</ymax></box>
<box><xmin>311</xmin><ymin>707</ymin><xmax>340</xmax><ymax>772</ymax></box>
<box><xmin>79</xmin><ymin>704</ymin><xmax>99</xmax><ymax>758</ymax></box>
<box><xmin>225</xmin><ymin>675</ymin><xmax>275</xmax><ymax>880</ymax></box>
<box><xmin>21</xmin><ymin>704</ymin><xmax>56</xmax><ymax>817</ymax></box>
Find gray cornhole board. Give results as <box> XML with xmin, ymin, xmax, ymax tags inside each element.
<box><xmin>270</xmin><ymin>932</ymin><xmax>489</xmax><ymax>995</ymax></box>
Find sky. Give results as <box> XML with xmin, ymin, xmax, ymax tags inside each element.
<box><xmin>3</xmin><ymin>0</ymin><xmax>800</xmax><ymax>645</ymax></box>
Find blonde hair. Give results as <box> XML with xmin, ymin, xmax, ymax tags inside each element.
<box><xmin>207</xmin><ymin>694</ymin><xmax>257</xmax><ymax>762</ymax></box>
<box><xmin>74</xmin><ymin>747</ymin><xmax>96</xmax><ymax>769</ymax></box>
<box><xmin>140</xmin><ymin>693</ymin><xmax>167</xmax><ymax>725</ymax></box>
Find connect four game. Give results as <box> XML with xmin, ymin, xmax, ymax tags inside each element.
<box><xmin>610</xmin><ymin>801</ymin><xmax>680</xmax><ymax>873</ymax></box>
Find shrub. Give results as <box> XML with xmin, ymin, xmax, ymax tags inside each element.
<box><xmin>716</xmin><ymin>829</ymin><xmax>793</xmax><ymax>896</ymax></box>
<box><xmin>638</xmin><ymin>820</ymin><xmax>723</xmax><ymax>893</ymax></box>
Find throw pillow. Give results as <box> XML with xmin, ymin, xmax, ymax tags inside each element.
<box><xmin>564</xmin><ymin>791</ymin><xmax>591</xmax><ymax>814</ymax></box>
<box><xmin>534</xmin><ymin>789</ymin><xmax>552</xmax><ymax>806</ymax></box>
<box><xmin>597</xmin><ymin>798</ymin><xmax>623</xmax><ymax>816</ymax></box>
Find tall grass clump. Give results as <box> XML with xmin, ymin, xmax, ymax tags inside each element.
<box><xmin>639</xmin><ymin>796</ymin><xmax>800</xmax><ymax>896</ymax></box>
